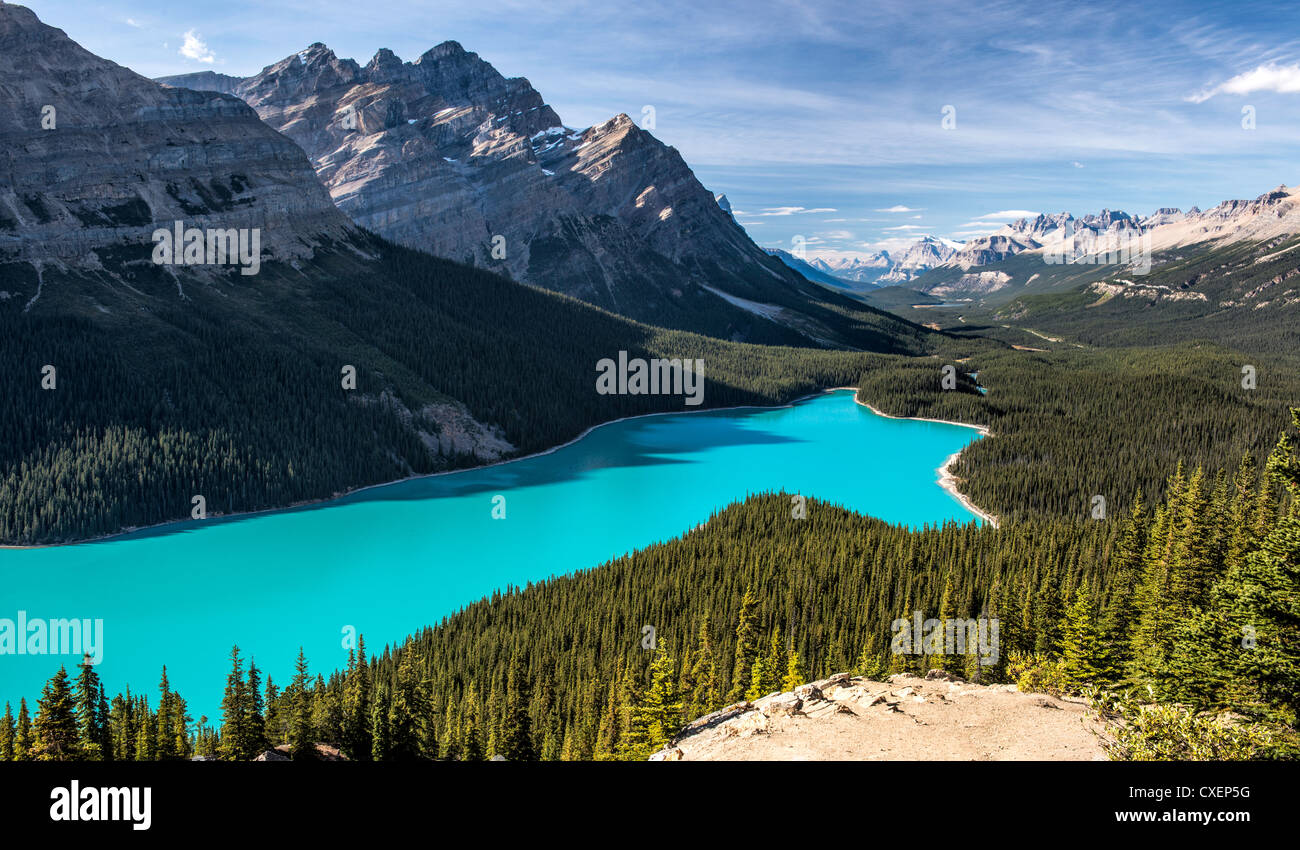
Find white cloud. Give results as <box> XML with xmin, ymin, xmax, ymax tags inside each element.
<box><xmin>883</xmin><ymin>224</ymin><xmax>923</xmax><ymax>231</ymax></box>
<box><xmin>875</xmin><ymin>205</ymin><xmax>923</xmax><ymax>212</ymax></box>
<box><xmin>755</xmin><ymin>206</ymin><xmax>837</xmax><ymax>216</ymax></box>
<box><xmin>1189</xmin><ymin>62</ymin><xmax>1300</xmax><ymax>103</ymax></box>
<box><xmin>125</xmin><ymin>18</ymin><xmax>142</xmax><ymax>28</ymax></box>
<box><xmin>1071</xmin><ymin>161</ymin><xmax>1085</xmax><ymax>168</ymax></box>
<box><xmin>180</xmin><ymin>29</ymin><xmax>216</xmax><ymax>64</ymax></box>
<box><xmin>979</xmin><ymin>209</ymin><xmax>1039</xmax><ymax>219</ymax></box>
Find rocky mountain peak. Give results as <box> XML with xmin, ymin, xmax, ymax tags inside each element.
<box><xmin>365</xmin><ymin>47</ymin><xmax>405</xmax><ymax>80</ymax></box>
<box><xmin>149</xmin><ymin>30</ymin><xmax>915</xmax><ymax>347</ymax></box>
<box><xmin>418</xmin><ymin>40</ymin><xmax>470</xmax><ymax>63</ymax></box>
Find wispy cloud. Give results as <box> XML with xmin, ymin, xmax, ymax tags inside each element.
<box><xmin>876</xmin><ymin>205</ymin><xmax>923</xmax><ymax>212</ymax></box>
<box><xmin>754</xmin><ymin>206</ymin><xmax>837</xmax><ymax>216</ymax></box>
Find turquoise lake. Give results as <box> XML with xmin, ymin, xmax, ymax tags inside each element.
<box><xmin>0</xmin><ymin>389</ymin><xmax>985</xmax><ymax>720</ymax></box>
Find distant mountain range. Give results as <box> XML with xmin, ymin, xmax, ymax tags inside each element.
<box><xmin>766</xmin><ymin>185</ymin><xmax>1300</xmax><ymax>306</ymax></box>
<box><xmin>763</xmin><ymin>248</ymin><xmax>880</xmax><ymax>294</ymax></box>
<box><xmin>900</xmin><ymin>185</ymin><xmax>1300</xmax><ymax>301</ymax></box>
<box><xmin>157</xmin><ymin>45</ymin><xmax>910</xmax><ymax>349</ymax></box>
<box><xmin>768</xmin><ymin>236</ymin><xmax>965</xmax><ymax>289</ymax></box>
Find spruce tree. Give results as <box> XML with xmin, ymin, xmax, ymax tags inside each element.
<box><xmin>1060</xmin><ymin>582</ymin><xmax>1113</xmax><ymax>690</ymax></box>
<box><xmin>686</xmin><ymin>615</ymin><xmax>719</xmax><ymax>717</ymax></box>
<box><xmin>370</xmin><ymin>683</ymin><xmax>392</xmax><ymax>761</ymax></box>
<box><xmin>73</xmin><ymin>655</ymin><xmax>105</xmax><ymax>760</ymax></box>
<box><xmin>0</xmin><ymin>702</ymin><xmax>14</xmax><ymax>761</ymax></box>
<box><xmin>289</xmin><ymin>647</ymin><xmax>316</xmax><ymax>760</ymax></box>
<box><xmin>782</xmin><ymin>651</ymin><xmax>807</xmax><ymax>691</ymax></box>
<box><xmin>219</xmin><ymin>647</ymin><xmax>250</xmax><ymax>760</ymax></box>
<box><xmin>15</xmin><ymin>699</ymin><xmax>32</xmax><ymax>761</ymax></box>
<box><xmin>633</xmin><ymin>642</ymin><xmax>681</xmax><ymax>757</ymax></box>
<box><xmin>500</xmin><ymin>650</ymin><xmax>535</xmax><ymax>761</ymax></box>
<box><xmin>728</xmin><ymin>586</ymin><xmax>760</xmax><ymax>702</ymax></box>
<box><xmin>33</xmin><ymin>666</ymin><xmax>79</xmax><ymax>760</ymax></box>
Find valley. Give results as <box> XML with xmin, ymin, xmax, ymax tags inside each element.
<box><xmin>0</xmin><ymin>1</ymin><xmax>1296</xmax><ymax>784</ymax></box>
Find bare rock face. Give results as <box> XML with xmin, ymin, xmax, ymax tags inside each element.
<box><xmin>0</xmin><ymin>4</ymin><xmax>353</xmax><ymax>282</ymax></box>
<box><xmin>166</xmin><ymin>41</ymin><xmax>921</xmax><ymax>349</ymax></box>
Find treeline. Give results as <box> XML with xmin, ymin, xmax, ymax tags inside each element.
<box><xmin>7</xmin><ymin>409</ymin><xmax>1297</xmax><ymax>761</ymax></box>
<box><xmin>0</xmin><ymin>235</ymin><xmax>903</xmax><ymax>544</ymax></box>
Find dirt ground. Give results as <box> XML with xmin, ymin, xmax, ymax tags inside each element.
<box><xmin>653</xmin><ymin>672</ymin><xmax>1107</xmax><ymax>761</ymax></box>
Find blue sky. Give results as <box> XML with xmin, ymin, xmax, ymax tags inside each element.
<box><xmin>25</xmin><ymin>0</ymin><xmax>1300</xmax><ymax>260</ymax></box>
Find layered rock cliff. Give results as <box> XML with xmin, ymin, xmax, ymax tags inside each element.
<box><xmin>0</xmin><ymin>5</ymin><xmax>352</xmax><ymax>280</ymax></box>
<box><xmin>158</xmin><ymin>42</ymin><xmax>926</xmax><ymax>350</ymax></box>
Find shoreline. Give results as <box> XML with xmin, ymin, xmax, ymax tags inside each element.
<box><xmin>3</xmin><ymin>385</ymin><xmax>999</xmax><ymax>548</ymax></box>
<box><xmin>1</xmin><ymin>392</ymin><xmax>832</xmax><ymax>550</ymax></box>
<box><xmin>847</xmin><ymin>391</ymin><xmax>1000</xmax><ymax>528</ymax></box>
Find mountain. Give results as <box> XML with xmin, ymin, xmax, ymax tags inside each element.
<box><xmin>153</xmin><ymin>69</ymin><xmax>243</xmax><ymax>95</ymax></box>
<box><xmin>157</xmin><ymin>42</ymin><xmax>912</xmax><ymax>349</ymax></box>
<box><xmin>811</xmin><ymin>250</ymin><xmax>894</xmax><ymax>282</ymax></box>
<box><xmin>811</xmin><ymin>252</ymin><xmax>893</xmax><ymax>284</ymax></box>
<box><xmin>0</xmin><ymin>6</ymin><xmax>350</xmax><ymax>275</ymax></box>
<box><xmin>878</xmin><ymin>236</ymin><xmax>962</xmax><ymax>282</ymax></box>
<box><xmin>0</xmin><ymin>4</ymin><xmax>929</xmax><ymax>543</ymax></box>
<box><xmin>763</xmin><ymin>248</ymin><xmax>880</xmax><ymax>292</ymax></box>
<box><xmin>874</xmin><ymin>185</ymin><xmax>1300</xmax><ymax>351</ymax></box>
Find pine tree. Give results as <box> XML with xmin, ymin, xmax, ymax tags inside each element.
<box><xmin>461</xmin><ymin>681</ymin><xmax>484</xmax><ymax>761</ymax></box>
<box><xmin>1060</xmin><ymin>581</ymin><xmax>1113</xmax><ymax>690</ymax></box>
<box><xmin>782</xmin><ymin>651</ymin><xmax>807</xmax><ymax>691</ymax></box>
<box><xmin>341</xmin><ymin>638</ymin><xmax>373</xmax><ymax>761</ymax></box>
<box><xmin>289</xmin><ymin>647</ymin><xmax>315</xmax><ymax>760</ymax></box>
<box><xmin>937</xmin><ymin>570</ymin><xmax>961</xmax><ymax>672</ymax></box>
<box><xmin>632</xmin><ymin>642</ymin><xmax>681</xmax><ymax>758</ymax></box>
<box><xmin>263</xmin><ymin>676</ymin><xmax>283</xmax><ymax>747</ymax></box>
<box><xmin>745</xmin><ymin>650</ymin><xmax>769</xmax><ymax>701</ymax></box>
<box><xmin>1032</xmin><ymin>568</ymin><xmax>1063</xmax><ymax>657</ymax></box>
<box><xmin>728</xmin><ymin>586</ymin><xmax>760</xmax><ymax>702</ymax></box>
<box><xmin>73</xmin><ymin>655</ymin><xmax>105</xmax><ymax>760</ymax></box>
<box><xmin>370</xmin><ymin>683</ymin><xmax>392</xmax><ymax>761</ymax></box>
<box><xmin>0</xmin><ymin>702</ymin><xmax>14</xmax><ymax>761</ymax></box>
<box><xmin>134</xmin><ymin>698</ymin><xmax>154</xmax><ymax>761</ymax></box>
<box><xmin>762</xmin><ymin>627</ymin><xmax>784</xmax><ymax>695</ymax></box>
<box><xmin>500</xmin><ymin>650</ymin><xmax>535</xmax><ymax>761</ymax></box>
<box><xmin>33</xmin><ymin>666</ymin><xmax>79</xmax><ymax>760</ymax></box>
<box><xmin>15</xmin><ymin>699</ymin><xmax>32</xmax><ymax>761</ymax></box>
<box><xmin>246</xmin><ymin>660</ymin><xmax>267</xmax><ymax>754</ymax></box>
<box><xmin>219</xmin><ymin>647</ymin><xmax>250</xmax><ymax>760</ymax></box>
<box><xmin>686</xmin><ymin>614</ymin><xmax>719</xmax><ymax>717</ymax></box>
<box><xmin>388</xmin><ymin>651</ymin><xmax>427</xmax><ymax>760</ymax></box>
<box><xmin>154</xmin><ymin>666</ymin><xmax>176</xmax><ymax>760</ymax></box>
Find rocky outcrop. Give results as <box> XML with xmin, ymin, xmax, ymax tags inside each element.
<box><xmin>650</xmin><ymin>671</ymin><xmax>1105</xmax><ymax>761</ymax></box>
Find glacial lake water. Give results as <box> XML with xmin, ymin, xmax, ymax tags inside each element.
<box><xmin>0</xmin><ymin>389</ymin><xmax>985</xmax><ymax>721</ymax></box>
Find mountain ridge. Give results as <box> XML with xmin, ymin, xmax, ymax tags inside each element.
<box><xmin>159</xmin><ymin>44</ymin><xmax>916</xmax><ymax>349</ymax></box>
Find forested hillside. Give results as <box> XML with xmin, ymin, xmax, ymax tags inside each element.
<box><xmin>0</xmin><ymin>235</ymin><xmax>933</xmax><ymax>545</ymax></box>
<box><xmin>858</xmin><ymin>344</ymin><xmax>1300</xmax><ymax>523</ymax></box>
<box><xmin>6</xmin><ymin>409</ymin><xmax>1298</xmax><ymax>761</ymax></box>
